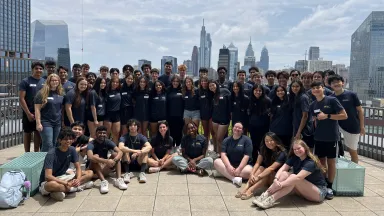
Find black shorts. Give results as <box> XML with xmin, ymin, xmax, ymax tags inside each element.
<box><xmin>212</xmin><ymin>118</ymin><xmax>230</xmax><ymax>125</ymax></box>
<box><xmin>104</xmin><ymin>110</ymin><xmax>120</xmax><ymax>123</ymax></box>
<box><xmin>22</xmin><ymin>112</ymin><xmax>37</xmax><ymax>133</ymax></box>
<box><xmin>302</xmin><ymin>135</ymin><xmax>314</xmax><ymax>148</ymax></box>
<box><xmin>200</xmin><ymin>110</ymin><xmax>212</xmax><ymax>121</ymax></box>
<box><xmin>120</xmin><ymin>106</ymin><xmax>133</xmax><ymax>125</ymax></box>
<box><xmin>314</xmin><ymin>140</ymin><xmax>337</xmax><ymax>159</ymax></box>
<box><xmin>88</xmin><ymin>115</ymin><xmax>104</xmax><ymax>122</ymax></box>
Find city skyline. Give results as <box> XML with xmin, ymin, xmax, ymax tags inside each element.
<box><xmin>30</xmin><ymin>1</ymin><xmax>383</xmax><ymax>70</ymax></box>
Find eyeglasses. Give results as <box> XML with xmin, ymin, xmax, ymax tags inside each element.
<box><xmin>291</xmin><ymin>74</ymin><xmax>299</xmax><ymax>77</ymax></box>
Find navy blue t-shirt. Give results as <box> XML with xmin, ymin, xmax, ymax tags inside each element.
<box><xmin>307</xmin><ymin>88</ymin><xmax>333</xmax><ymax>103</ymax></box>
<box><xmin>34</xmin><ymin>91</ymin><xmax>64</xmax><ymax>127</ymax></box>
<box><xmin>309</xmin><ymin>96</ymin><xmax>344</xmax><ymax>142</ymax></box>
<box><xmin>158</xmin><ymin>74</ymin><xmax>171</xmax><ymax>88</ymax></box>
<box><xmin>62</xmin><ymin>81</ymin><xmax>75</xmax><ymax>93</ymax></box>
<box><xmin>133</xmin><ymin>90</ymin><xmax>150</xmax><ymax>121</ymax></box>
<box><xmin>119</xmin><ymin>133</ymin><xmax>148</xmax><ymax>150</ymax></box>
<box><xmin>89</xmin><ymin>90</ymin><xmax>105</xmax><ymax>116</ymax></box>
<box><xmin>231</xmin><ymin>95</ymin><xmax>250</xmax><ymax>127</ymax></box>
<box><xmin>106</xmin><ymin>90</ymin><xmax>121</xmax><ymax>112</ymax></box>
<box><xmin>120</xmin><ymin>84</ymin><xmax>134</xmax><ymax>107</ymax></box>
<box><xmin>249</xmin><ymin>98</ymin><xmax>272</xmax><ymax>128</ymax></box>
<box><xmin>259</xmin><ymin>146</ymin><xmax>287</xmax><ymax>168</ymax></box>
<box><xmin>199</xmin><ymin>89</ymin><xmax>212</xmax><ymax>120</ymax></box>
<box><xmin>65</xmin><ymin>89</ymin><xmax>86</xmax><ymax>123</ymax></box>
<box><xmin>166</xmin><ymin>87</ymin><xmax>184</xmax><ymax>117</ymax></box>
<box><xmin>19</xmin><ymin>76</ymin><xmax>45</xmax><ymax>113</ymax></box>
<box><xmin>292</xmin><ymin>93</ymin><xmax>313</xmax><ymax>136</ymax></box>
<box><xmin>286</xmin><ymin>156</ymin><xmax>327</xmax><ymax>187</ymax></box>
<box><xmin>149</xmin><ymin>92</ymin><xmax>167</xmax><ymax>121</ymax></box>
<box><xmin>222</xmin><ymin>135</ymin><xmax>253</xmax><ymax>167</ymax></box>
<box><xmin>270</xmin><ymin>102</ymin><xmax>293</xmax><ymax>136</ymax></box>
<box><xmin>151</xmin><ymin>135</ymin><xmax>173</xmax><ymax>158</ymax></box>
<box><xmin>181</xmin><ymin>134</ymin><xmax>206</xmax><ymax>159</ymax></box>
<box><xmin>212</xmin><ymin>88</ymin><xmax>232</xmax><ymax>124</ymax></box>
<box><xmin>184</xmin><ymin>89</ymin><xmax>200</xmax><ymax>111</ymax></box>
<box><xmin>87</xmin><ymin>139</ymin><xmax>116</xmax><ymax>159</ymax></box>
<box><xmin>39</xmin><ymin>146</ymin><xmax>78</xmax><ymax>184</ymax></box>
<box><xmin>332</xmin><ymin>90</ymin><xmax>361</xmax><ymax>134</ymax></box>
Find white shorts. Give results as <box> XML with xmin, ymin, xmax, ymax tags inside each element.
<box><xmin>339</xmin><ymin>127</ymin><xmax>360</xmax><ymax>151</ymax></box>
<box><xmin>39</xmin><ymin>173</ymin><xmax>76</xmax><ymax>195</ymax></box>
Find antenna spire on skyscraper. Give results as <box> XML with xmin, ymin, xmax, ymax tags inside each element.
<box><xmin>203</xmin><ymin>19</ymin><xmax>204</xmax><ymax>26</ymax></box>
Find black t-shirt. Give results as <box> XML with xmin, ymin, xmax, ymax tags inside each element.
<box><xmin>231</xmin><ymin>95</ymin><xmax>250</xmax><ymax>125</ymax></box>
<box><xmin>270</xmin><ymin>102</ymin><xmax>293</xmax><ymax>136</ymax></box>
<box><xmin>166</xmin><ymin>87</ymin><xmax>184</xmax><ymax>117</ymax></box>
<box><xmin>119</xmin><ymin>133</ymin><xmax>148</xmax><ymax>150</ymax></box>
<box><xmin>199</xmin><ymin>89</ymin><xmax>212</xmax><ymax>119</ymax></box>
<box><xmin>89</xmin><ymin>90</ymin><xmax>105</xmax><ymax>116</ymax></box>
<box><xmin>222</xmin><ymin>135</ymin><xmax>253</xmax><ymax>167</ymax></box>
<box><xmin>65</xmin><ymin>89</ymin><xmax>86</xmax><ymax>123</ymax></box>
<box><xmin>332</xmin><ymin>90</ymin><xmax>361</xmax><ymax>134</ymax></box>
<box><xmin>286</xmin><ymin>156</ymin><xmax>327</xmax><ymax>187</ymax></box>
<box><xmin>181</xmin><ymin>134</ymin><xmax>206</xmax><ymax>159</ymax></box>
<box><xmin>149</xmin><ymin>92</ymin><xmax>167</xmax><ymax>121</ymax></box>
<box><xmin>292</xmin><ymin>93</ymin><xmax>313</xmax><ymax>136</ymax></box>
<box><xmin>212</xmin><ymin>88</ymin><xmax>232</xmax><ymax>123</ymax></box>
<box><xmin>72</xmin><ymin>135</ymin><xmax>90</xmax><ymax>147</ymax></box>
<box><xmin>309</xmin><ymin>96</ymin><xmax>344</xmax><ymax>142</ymax></box>
<box><xmin>106</xmin><ymin>90</ymin><xmax>121</xmax><ymax>112</ymax></box>
<box><xmin>62</xmin><ymin>81</ymin><xmax>75</xmax><ymax>93</ymax></box>
<box><xmin>34</xmin><ymin>91</ymin><xmax>64</xmax><ymax>127</ymax></box>
<box><xmin>259</xmin><ymin>146</ymin><xmax>287</xmax><ymax>168</ymax></box>
<box><xmin>120</xmin><ymin>84</ymin><xmax>134</xmax><ymax>107</ymax></box>
<box><xmin>184</xmin><ymin>89</ymin><xmax>200</xmax><ymax>111</ymax></box>
<box><xmin>249</xmin><ymin>97</ymin><xmax>272</xmax><ymax>127</ymax></box>
<box><xmin>133</xmin><ymin>90</ymin><xmax>150</xmax><ymax>121</ymax></box>
<box><xmin>217</xmin><ymin>80</ymin><xmax>232</xmax><ymax>90</ymax></box>
<box><xmin>19</xmin><ymin>76</ymin><xmax>45</xmax><ymax>113</ymax></box>
<box><xmin>39</xmin><ymin>146</ymin><xmax>78</xmax><ymax>184</ymax></box>
<box><xmin>151</xmin><ymin>135</ymin><xmax>173</xmax><ymax>158</ymax></box>
<box><xmin>159</xmin><ymin>74</ymin><xmax>171</xmax><ymax>88</ymax></box>
<box><xmin>87</xmin><ymin>139</ymin><xmax>116</xmax><ymax>159</ymax></box>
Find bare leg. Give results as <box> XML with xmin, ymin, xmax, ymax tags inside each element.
<box><xmin>327</xmin><ymin>158</ymin><xmax>336</xmax><ymax>183</ymax></box>
<box><xmin>349</xmin><ymin>149</ymin><xmax>359</xmax><ymax>164</ymax></box>
<box><xmin>87</xmin><ymin>121</ymin><xmax>97</xmax><ymax>138</ymax></box>
<box><xmin>149</xmin><ymin>122</ymin><xmax>158</xmax><ymax>138</ymax></box>
<box><xmin>33</xmin><ymin>131</ymin><xmax>41</xmax><ymax>152</ymax></box>
<box><xmin>241</xmin><ymin>167</ymin><xmax>265</xmax><ymax>194</ymax></box>
<box><xmin>148</xmin><ymin>158</ymin><xmax>160</xmax><ymax>167</ymax></box>
<box><xmin>184</xmin><ymin>118</ymin><xmax>192</xmax><ymax>134</ymax></box>
<box><xmin>80</xmin><ymin>170</ymin><xmax>94</xmax><ymax>184</ymax></box>
<box><xmin>121</xmin><ymin>123</ymin><xmax>128</xmax><ymax>137</ymax></box>
<box><xmin>192</xmin><ymin>119</ymin><xmax>200</xmax><ymax>131</ymax></box>
<box><xmin>44</xmin><ymin>181</ymin><xmax>69</xmax><ymax>193</ymax></box>
<box><xmin>216</xmin><ymin>124</ymin><xmax>229</xmax><ymax>153</ymax></box>
<box><xmin>89</xmin><ymin>162</ymin><xmax>106</xmax><ymax>181</ymax></box>
<box><xmin>240</xmin><ymin>165</ymin><xmax>253</xmax><ymax>179</ymax></box>
<box><xmin>211</xmin><ymin>123</ymin><xmax>219</xmax><ymax>152</ymax></box>
<box><xmin>23</xmin><ymin>132</ymin><xmax>31</xmax><ymax>152</ymax></box>
<box><xmin>109</xmin><ymin>152</ymin><xmax>121</xmax><ymax>178</ymax></box>
<box><xmin>104</xmin><ymin>121</ymin><xmax>112</xmax><ymax>139</ymax></box>
<box><xmin>214</xmin><ymin>158</ymin><xmax>234</xmax><ymax>180</ymax></box>
<box><xmin>140</xmin><ymin>121</ymin><xmax>149</xmax><ymax>138</ymax></box>
<box><xmin>111</xmin><ymin>122</ymin><xmax>121</xmax><ymax>145</ymax></box>
<box><xmin>161</xmin><ymin>154</ymin><xmax>175</xmax><ymax>169</ymax></box>
<box><xmin>201</xmin><ymin>120</ymin><xmax>210</xmax><ymax>145</ymax></box>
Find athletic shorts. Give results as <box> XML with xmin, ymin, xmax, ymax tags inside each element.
<box><xmin>302</xmin><ymin>135</ymin><xmax>315</xmax><ymax>149</ymax></box>
<box><xmin>120</xmin><ymin>106</ymin><xmax>133</xmax><ymax>125</ymax></box>
<box><xmin>314</xmin><ymin>140</ymin><xmax>337</xmax><ymax>159</ymax></box>
<box><xmin>339</xmin><ymin>127</ymin><xmax>360</xmax><ymax>151</ymax></box>
<box><xmin>22</xmin><ymin>112</ymin><xmax>37</xmax><ymax>133</ymax></box>
<box><xmin>104</xmin><ymin>110</ymin><xmax>120</xmax><ymax>123</ymax></box>
<box><xmin>39</xmin><ymin>173</ymin><xmax>75</xmax><ymax>195</ymax></box>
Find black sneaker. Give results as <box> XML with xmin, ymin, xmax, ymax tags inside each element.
<box><xmin>326</xmin><ymin>188</ymin><xmax>334</xmax><ymax>200</ymax></box>
<box><xmin>179</xmin><ymin>168</ymin><xmax>188</xmax><ymax>174</ymax></box>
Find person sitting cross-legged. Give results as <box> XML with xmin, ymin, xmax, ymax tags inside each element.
<box><xmin>172</xmin><ymin>122</ymin><xmax>213</xmax><ymax>176</ymax></box>
<box><xmin>148</xmin><ymin>121</ymin><xmax>176</xmax><ymax>173</ymax></box>
<box><xmin>87</xmin><ymin>126</ymin><xmax>127</xmax><ymax>194</ymax></box>
<box><xmin>213</xmin><ymin>122</ymin><xmax>253</xmax><ymax>187</ymax></box>
<box><xmin>39</xmin><ymin>128</ymin><xmax>94</xmax><ymax>201</ymax></box>
<box><xmin>118</xmin><ymin>119</ymin><xmax>152</xmax><ymax>183</ymax></box>
<box><xmin>252</xmin><ymin>139</ymin><xmax>327</xmax><ymax>209</ymax></box>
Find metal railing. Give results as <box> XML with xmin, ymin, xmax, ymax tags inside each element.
<box><xmin>0</xmin><ymin>97</ymin><xmax>23</xmax><ymax>149</ymax></box>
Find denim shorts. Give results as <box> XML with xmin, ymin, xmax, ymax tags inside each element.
<box><xmin>183</xmin><ymin>110</ymin><xmax>200</xmax><ymax>120</ymax></box>
<box><xmin>317</xmin><ymin>185</ymin><xmax>327</xmax><ymax>201</ymax></box>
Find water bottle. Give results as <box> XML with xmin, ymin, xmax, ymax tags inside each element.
<box><xmin>23</xmin><ymin>181</ymin><xmax>31</xmax><ymax>200</ymax></box>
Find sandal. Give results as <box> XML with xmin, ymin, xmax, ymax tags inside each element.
<box><xmin>241</xmin><ymin>193</ymin><xmax>254</xmax><ymax>200</ymax></box>
<box><xmin>235</xmin><ymin>191</ymin><xmax>243</xmax><ymax>198</ymax></box>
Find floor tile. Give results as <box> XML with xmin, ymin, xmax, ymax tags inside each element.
<box><xmin>34</xmin><ymin>213</ymin><xmax>74</xmax><ymax>216</ymax></box>
<box><xmin>154</xmin><ymin>195</ymin><xmax>190</xmax><ymax>212</ymax></box>
<box><xmin>301</xmin><ymin>211</ymin><xmax>341</xmax><ymax>216</ymax></box>
<box><xmin>353</xmin><ymin>197</ymin><xmax>384</xmax><ymax>211</ymax></box>
<box><xmin>217</xmin><ymin>182</ymin><xmax>246</xmax><ymax>196</ymax></box>
<box><xmin>338</xmin><ymin>211</ymin><xmax>377</xmax><ymax>216</ymax></box>
<box><xmin>153</xmin><ymin>211</ymin><xmax>191</xmax><ymax>216</ymax></box>
<box><xmin>187</xmin><ymin>174</ymin><xmax>216</xmax><ymax>184</ymax></box>
<box><xmin>229</xmin><ymin>211</ymin><xmax>267</xmax><ymax>216</ymax></box>
<box><xmin>188</xmin><ymin>183</ymin><xmax>221</xmax><ymax>196</ymax></box>
<box><xmin>77</xmin><ymin>196</ymin><xmax>120</xmax><ymax>212</ymax></box>
<box><xmin>116</xmin><ymin>196</ymin><xmax>155</xmax><ymax>212</ymax></box>
<box><xmin>1</xmin><ymin>194</ymin><xmax>49</xmax><ymax>213</ymax></box>
<box><xmin>193</xmin><ymin>211</ymin><xmax>230</xmax><ymax>216</ymax></box>
<box><xmin>222</xmin><ymin>196</ymin><xmax>255</xmax><ymax>211</ymax></box>
<box><xmin>38</xmin><ymin>195</ymin><xmax>86</xmax><ymax>213</ymax></box>
<box><xmin>365</xmin><ymin>175</ymin><xmax>384</xmax><ymax>184</ymax></box>
<box><xmin>158</xmin><ymin>171</ymin><xmax>187</xmax><ymax>183</ymax></box>
<box><xmin>374</xmin><ymin>211</ymin><xmax>384</xmax><ymax>216</ymax></box>
<box><xmin>74</xmin><ymin>212</ymin><xmax>114</xmax><ymax>216</ymax></box>
<box><xmin>292</xmin><ymin>196</ymin><xmax>334</xmax><ymax>212</ymax></box>
<box><xmin>264</xmin><ymin>210</ymin><xmax>304</xmax><ymax>216</ymax></box>
<box><xmin>190</xmin><ymin>196</ymin><xmax>227</xmax><ymax>212</ymax></box>
<box><xmin>122</xmin><ymin>183</ymin><xmax>157</xmax><ymax>196</ymax></box>
<box><xmin>156</xmin><ymin>183</ymin><xmax>189</xmax><ymax>195</ymax></box>
<box><xmin>365</xmin><ymin>184</ymin><xmax>384</xmax><ymax>196</ymax></box>
<box><xmin>326</xmin><ymin>197</ymin><xmax>369</xmax><ymax>212</ymax></box>
<box><xmin>363</xmin><ymin>187</ymin><xmax>380</xmax><ymax>197</ymax></box>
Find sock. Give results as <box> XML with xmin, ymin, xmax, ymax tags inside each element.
<box><xmin>122</xmin><ymin>161</ymin><xmax>130</xmax><ymax>173</ymax></box>
<box><xmin>328</xmin><ymin>181</ymin><xmax>333</xmax><ymax>189</ymax></box>
<box><xmin>140</xmin><ymin>163</ymin><xmax>147</xmax><ymax>172</ymax></box>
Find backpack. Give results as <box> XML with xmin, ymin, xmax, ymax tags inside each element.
<box><xmin>0</xmin><ymin>170</ymin><xmax>30</xmax><ymax>209</ymax></box>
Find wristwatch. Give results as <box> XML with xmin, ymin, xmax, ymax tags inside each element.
<box><xmin>327</xmin><ymin>114</ymin><xmax>331</xmax><ymax>119</ymax></box>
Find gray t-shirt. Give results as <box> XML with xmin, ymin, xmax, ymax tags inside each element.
<box><xmin>34</xmin><ymin>91</ymin><xmax>64</xmax><ymax>127</ymax></box>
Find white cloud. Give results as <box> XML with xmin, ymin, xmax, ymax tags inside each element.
<box><xmin>30</xmin><ymin>0</ymin><xmax>384</xmax><ymax>70</ymax></box>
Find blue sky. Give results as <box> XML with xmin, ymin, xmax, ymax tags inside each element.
<box><xmin>31</xmin><ymin>0</ymin><xmax>384</xmax><ymax>71</ymax></box>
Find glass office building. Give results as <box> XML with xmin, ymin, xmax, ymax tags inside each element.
<box><xmin>350</xmin><ymin>11</ymin><xmax>384</xmax><ymax>102</ymax></box>
<box><xmin>0</xmin><ymin>0</ymin><xmax>36</xmax><ymax>96</ymax></box>
<box><xmin>31</xmin><ymin>20</ymin><xmax>71</xmax><ymax>70</ymax></box>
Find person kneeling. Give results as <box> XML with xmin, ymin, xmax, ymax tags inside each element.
<box><xmin>118</xmin><ymin>119</ymin><xmax>152</xmax><ymax>183</ymax></box>
<box><xmin>236</xmin><ymin>132</ymin><xmax>287</xmax><ymax>200</ymax></box>
<box><xmin>148</xmin><ymin>121</ymin><xmax>176</xmax><ymax>173</ymax></box>
<box><xmin>87</xmin><ymin>126</ymin><xmax>127</xmax><ymax>194</ymax></box>
<box><xmin>252</xmin><ymin>139</ymin><xmax>327</xmax><ymax>209</ymax></box>
<box><xmin>172</xmin><ymin>122</ymin><xmax>213</xmax><ymax>176</ymax></box>
<box><xmin>39</xmin><ymin>128</ymin><xmax>94</xmax><ymax>201</ymax></box>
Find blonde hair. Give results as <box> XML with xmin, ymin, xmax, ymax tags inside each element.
<box><xmin>178</xmin><ymin>64</ymin><xmax>187</xmax><ymax>71</ymax></box>
<box><xmin>39</xmin><ymin>74</ymin><xmax>64</xmax><ymax>108</ymax></box>
<box><xmin>289</xmin><ymin>139</ymin><xmax>327</xmax><ymax>173</ymax></box>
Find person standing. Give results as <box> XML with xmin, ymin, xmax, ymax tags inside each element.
<box><xmin>68</xmin><ymin>64</ymin><xmax>81</xmax><ymax>83</ymax></box>
<box><xmin>64</xmin><ymin>77</ymin><xmax>88</xmax><ymax>126</ymax></box>
<box><xmin>19</xmin><ymin>61</ymin><xmax>45</xmax><ymax>152</ymax></box>
<box><xmin>34</xmin><ymin>74</ymin><xmax>65</xmax><ymax>152</ymax></box>
<box><xmin>43</xmin><ymin>60</ymin><xmax>56</xmax><ymax>79</ymax></box>
<box><xmin>58</xmin><ymin>66</ymin><xmax>75</xmax><ymax>93</ymax></box>
<box><xmin>166</xmin><ymin>75</ymin><xmax>184</xmax><ymax>147</ymax></box>
<box><xmin>159</xmin><ymin>61</ymin><xmax>173</xmax><ymax>87</ymax></box>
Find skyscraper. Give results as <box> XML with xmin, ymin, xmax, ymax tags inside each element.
<box><xmin>309</xmin><ymin>46</ymin><xmax>320</xmax><ymax>60</ymax></box>
<box><xmin>218</xmin><ymin>45</ymin><xmax>231</xmax><ymax>80</ymax></box>
<box><xmin>31</xmin><ymin>20</ymin><xmax>70</xmax><ymax>68</ymax></box>
<box><xmin>57</xmin><ymin>48</ymin><xmax>71</xmax><ymax>70</ymax></box>
<box><xmin>183</xmin><ymin>60</ymin><xmax>193</xmax><ymax>76</ymax></box>
<box><xmin>198</xmin><ymin>19</ymin><xmax>211</xmax><ymax>69</ymax></box>
<box><xmin>161</xmin><ymin>56</ymin><xmax>177</xmax><ymax>75</ymax></box>
<box><xmin>350</xmin><ymin>11</ymin><xmax>384</xmax><ymax>101</ymax></box>
<box><xmin>0</xmin><ymin>0</ymin><xmax>36</xmax><ymax>95</ymax></box>
<box><xmin>191</xmin><ymin>46</ymin><xmax>199</xmax><ymax>76</ymax></box>
<box><xmin>138</xmin><ymin>59</ymin><xmax>151</xmax><ymax>71</ymax></box>
<box><xmin>242</xmin><ymin>37</ymin><xmax>256</xmax><ymax>74</ymax></box>
<box><xmin>259</xmin><ymin>46</ymin><xmax>269</xmax><ymax>72</ymax></box>
<box><xmin>228</xmin><ymin>42</ymin><xmax>238</xmax><ymax>81</ymax></box>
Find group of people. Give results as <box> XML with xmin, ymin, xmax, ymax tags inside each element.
<box><xmin>19</xmin><ymin>60</ymin><xmax>365</xmax><ymax>209</ymax></box>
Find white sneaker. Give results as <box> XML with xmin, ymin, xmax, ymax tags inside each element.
<box><xmin>100</xmin><ymin>180</ymin><xmax>109</xmax><ymax>194</ymax></box>
<box><xmin>50</xmin><ymin>192</ymin><xmax>65</xmax><ymax>201</ymax></box>
<box><xmin>252</xmin><ymin>191</ymin><xmax>269</xmax><ymax>206</ymax></box>
<box><xmin>77</xmin><ymin>181</ymin><xmax>94</xmax><ymax>191</ymax></box>
<box><xmin>114</xmin><ymin>178</ymin><xmax>128</xmax><ymax>190</ymax></box>
<box><xmin>139</xmin><ymin>172</ymin><xmax>147</xmax><ymax>183</ymax></box>
<box><xmin>123</xmin><ymin>172</ymin><xmax>132</xmax><ymax>183</ymax></box>
<box><xmin>257</xmin><ymin>195</ymin><xmax>275</xmax><ymax>209</ymax></box>
<box><xmin>232</xmin><ymin>177</ymin><xmax>242</xmax><ymax>187</ymax></box>
<box><xmin>149</xmin><ymin>167</ymin><xmax>161</xmax><ymax>173</ymax></box>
